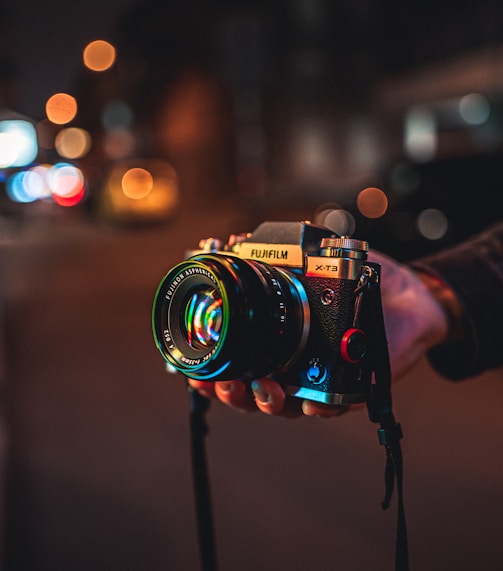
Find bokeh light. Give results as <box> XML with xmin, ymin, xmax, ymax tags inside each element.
<box><xmin>416</xmin><ymin>208</ymin><xmax>449</xmax><ymax>240</ymax></box>
<box><xmin>405</xmin><ymin>106</ymin><xmax>436</xmax><ymax>162</ymax></box>
<box><xmin>83</xmin><ymin>40</ymin><xmax>116</xmax><ymax>72</ymax></box>
<box><xmin>48</xmin><ymin>162</ymin><xmax>86</xmax><ymax>206</ymax></box>
<box><xmin>45</xmin><ymin>93</ymin><xmax>78</xmax><ymax>125</ymax></box>
<box><xmin>0</xmin><ymin>119</ymin><xmax>38</xmax><ymax>167</ymax></box>
<box><xmin>5</xmin><ymin>163</ymin><xmax>85</xmax><ymax>207</ymax></box>
<box><xmin>356</xmin><ymin>187</ymin><xmax>388</xmax><ymax>219</ymax></box>
<box><xmin>7</xmin><ymin>171</ymin><xmax>38</xmax><ymax>203</ymax></box>
<box><xmin>121</xmin><ymin>167</ymin><xmax>154</xmax><ymax>199</ymax></box>
<box><xmin>459</xmin><ymin>93</ymin><xmax>490</xmax><ymax>125</ymax></box>
<box><xmin>55</xmin><ymin>127</ymin><xmax>92</xmax><ymax>159</ymax></box>
<box><xmin>48</xmin><ymin>162</ymin><xmax>84</xmax><ymax>196</ymax></box>
<box><xmin>0</xmin><ymin>132</ymin><xmax>18</xmax><ymax>167</ymax></box>
<box><xmin>315</xmin><ymin>207</ymin><xmax>356</xmax><ymax>235</ymax></box>
<box><xmin>101</xmin><ymin>159</ymin><xmax>179</xmax><ymax>221</ymax></box>
<box><xmin>27</xmin><ymin>165</ymin><xmax>53</xmax><ymax>199</ymax></box>
<box><xmin>102</xmin><ymin>100</ymin><xmax>133</xmax><ymax>130</ymax></box>
<box><xmin>53</xmin><ymin>185</ymin><xmax>85</xmax><ymax>207</ymax></box>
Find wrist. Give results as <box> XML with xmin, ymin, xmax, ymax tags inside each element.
<box><xmin>415</xmin><ymin>270</ymin><xmax>467</xmax><ymax>345</ymax></box>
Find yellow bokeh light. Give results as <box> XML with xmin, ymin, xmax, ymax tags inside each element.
<box><xmin>55</xmin><ymin>127</ymin><xmax>91</xmax><ymax>159</ymax></box>
<box><xmin>83</xmin><ymin>40</ymin><xmax>116</xmax><ymax>72</ymax></box>
<box><xmin>46</xmin><ymin>93</ymin><xmax>78</xmax><ymax>125</ymax></box>
<box><xmin>356</xmin><ymin>187</ymin><xmax>388</xmax><ymax>219</ymax></box>
<box><xmin>121</xmin><ymin>167</ymin><xmax>154</xmax><ymax>199</ymax></box>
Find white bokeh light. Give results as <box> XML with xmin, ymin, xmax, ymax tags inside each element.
<box><xmin>417</xmin><ymin>208</ymin><xmax>449</xmax><ymax>240</ymax></box>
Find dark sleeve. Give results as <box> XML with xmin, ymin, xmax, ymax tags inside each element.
<box><xmin>410</xmin><ymin>223</ymin><xmax>503</xmax><ymax>380</ymax></box>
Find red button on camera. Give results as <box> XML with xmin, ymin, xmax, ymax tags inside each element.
<box><xmin>340</xmin><ymin>328</ymin><xmax>366</xmax><ymax>364</ymax></box>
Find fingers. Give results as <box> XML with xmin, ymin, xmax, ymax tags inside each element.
<box><xmin>215</xmin><ymin>381</ymin><xmax>258</xmax><ymax>413</ymax></box>
<box><xmin>248</xmin><ymin>379</ymin><xmax>358</xmax><ymax>418</ymax></box>
<box><xmin>250</xmin><ymin>379</ymin><xmax>304</xmax><ymax>418</ymax></box>
<box><xmin>188</xmin><ymin>378</ymin><xmax>301</xmax><ymax>416</ymax></box>
<box><xmin>187</xmin><ymin>379</ymin><xmax>255</xmax><ymax>412</ymax></box>
<box><xmin>187</xmin><ymin>377</ymin><xmax>354</xmax><ymax>419</ymax></box>
<box><xmin>250</xmin><ymin>378</ymin><xmax>285</xmax><ymax>414</ymax></box>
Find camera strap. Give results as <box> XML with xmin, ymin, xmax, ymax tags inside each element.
<box><xmin>188</xmin><ymin>386</ymin><xmax>218</xmax><ymax>571</ymax></box>
<box><xmin>364</xmin><ymin>280</ymin><xmax>409</xmax><ymax>571</ymax></box>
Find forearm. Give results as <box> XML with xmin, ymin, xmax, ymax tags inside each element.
<box><xmin>411</xmin><ymin>222</ymin><xmax>503</xmax><ymax>379</ymax></box>
<box><xmin>413</xmin><ymin>271</ymin><xmax>468</xmax><ymax>344</ymax></box>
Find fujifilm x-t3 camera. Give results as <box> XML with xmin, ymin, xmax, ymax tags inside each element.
<box><xmin>152</xmin><ymin>221</ymin><xmax>382</xmax><ymax>405</ymax></box>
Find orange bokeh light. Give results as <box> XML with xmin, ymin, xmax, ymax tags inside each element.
<box><xmin>356</xmin><ymin>187</ymin><xmax>388</xmax><ymax>219</ymax></box>
<box><xmin>121</xmin><ymin>167</ymin><xmax>154</xmax><ymax>199</ymax></box>
<box><xmin>83</xmin><ymin>40</ymin><xmax>116</xmax><ymax>72</ymax></box>
<box><xmin>45</xmin><ymin>93</ymin><xmax>78</xmax><ymax>125</ymax></box>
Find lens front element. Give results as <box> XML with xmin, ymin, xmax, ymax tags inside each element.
<box><xmin>184</xmin><ymin>287</ymin><xmax>223</xmax><ymax>350</ymax></box>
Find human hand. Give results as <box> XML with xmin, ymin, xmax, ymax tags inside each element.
<box><xmin>187</xmin><ymin>376</ymin><xmax>352</xmax><ymax>418</ymax></box>
<box><xmin>368</xmin><ymin>250</ymin><xmax>449</xmax><ymax>379</ymax></box>
<box><xmin>188</xmin><ymin>250</ymin><xmax>451</xmax><ymax>418</ymax></box>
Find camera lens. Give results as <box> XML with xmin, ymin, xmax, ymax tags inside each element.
<box><xmin>152</xmin><ymin>254</ymin><xmax>309</xmax><ymax>381</ymax></box>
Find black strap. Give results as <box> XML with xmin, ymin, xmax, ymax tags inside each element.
<box><xmin>365</xmin><ymin>279</ymin><xmax>409</xmax><ymax>571</ymax></box>
<box><xmin>189</xmin><ymin>386</ymin><xmax>219</xmax><ymax>571</ymax></box>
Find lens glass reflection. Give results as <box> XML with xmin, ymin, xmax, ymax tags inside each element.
<box><xmin>184</xmin><ymin>287</ymin><xmax>223</xmax><ymax>350</ymax></box>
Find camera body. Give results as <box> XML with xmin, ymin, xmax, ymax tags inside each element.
<box><xmin>152</xmin><ymin>221</ymin><xmax>381</xmax><ymax>405</ymax></box>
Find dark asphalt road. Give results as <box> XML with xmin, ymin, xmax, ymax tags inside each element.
<box><xmin>2</xmin><ymin>206</ymin><xmax>503</xmax><ymax>570</ymax></box>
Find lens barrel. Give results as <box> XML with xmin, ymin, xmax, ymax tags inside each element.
<box><xmin>152</xmin><ymin>254</ymin><xmax>309</xmax><ymax>381</ymax></box>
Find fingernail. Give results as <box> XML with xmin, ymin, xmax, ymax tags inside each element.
<box><xmin>251</xmin><ymin>380</ymin><xmax>271</xmax><ymax>405</ymax></box>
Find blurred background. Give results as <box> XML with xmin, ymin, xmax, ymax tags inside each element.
<box><xmin>1</xmin><ymin>0</ymin><xmax>503</xmax><ymax>569</ymax></box>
